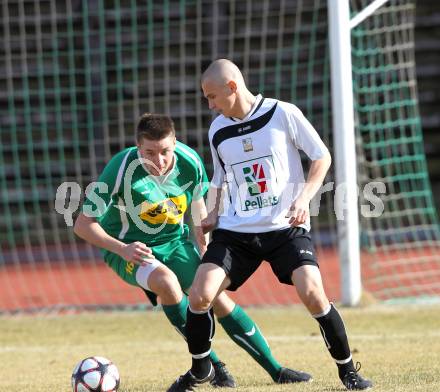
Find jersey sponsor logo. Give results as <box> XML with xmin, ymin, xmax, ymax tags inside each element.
<box><xmin>242</xmin><ymin>138</ymin><xmax>253</xmax><ymax>152</ymax></box>
<box><xmin>243</xmin><ymin>163</ymin><xmax>267</xmax><ymax>195</ymax></box>
<box><xmin>139</xmin><ymin>194</ymin><xmax>187</xmax><ymax>225</ymax></box>
<box><xmin>244</xmin><ymin>194</ymin><xmax>279</xmax><ymax>210</ymax></box>
<box><xmin>231</xmin><ymin>156</ymin><xmax>280</xmax><ymax>211</ymax></box>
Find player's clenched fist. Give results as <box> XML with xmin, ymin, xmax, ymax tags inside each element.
<box><xmin>119</xmin><ymin>241</ymin><xmax>154</xmax><ymax>265</ymax></box>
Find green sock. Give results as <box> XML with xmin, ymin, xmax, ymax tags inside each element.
<box><xmin>161</xmin><ymin>296</ymin><xmax>220</xmax><ymax>364</ymax></box>
<box><xmin>219</xmin><ymin>304</ymin><xmax>281</xmax><ymax>380</ymax></box>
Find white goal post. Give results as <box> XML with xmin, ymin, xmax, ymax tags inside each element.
<box><xmin>328</xmin><ymin>0</ymin><xmax>390</xmax><ymax>306</ymax></box>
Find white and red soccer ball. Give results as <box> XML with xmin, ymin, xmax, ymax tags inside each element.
<box><xmin>71</xmin><ymin>356</ymin><xmax>120</xmax><ymax>392</ymax></box>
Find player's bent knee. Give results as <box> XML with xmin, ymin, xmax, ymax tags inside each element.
<box><xmin>188</xmin><ymin>287</ymin><xmax>214</xmax><ymax>312</ymax></box>
<box><xmin>188</xmin><ymin>263</ymin><xmax>226</xmax><ymax>312</ymax></box>
<box><xmin>300</xmin><ymin>289</ymin><xmax>329</xmax><ymax>313</ymax></box>
<box><xmin>148</xmin><ymin>268</ymin><xmax>182</xmax><ymax>304</ymax></box>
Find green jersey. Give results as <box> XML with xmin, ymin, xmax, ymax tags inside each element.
<box><xmin>82</xmin><ymin>141</ymin><xmax>208</xmax><ymax>246</ymax></box>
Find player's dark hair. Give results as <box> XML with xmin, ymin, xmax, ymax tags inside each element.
<box><xmin>136</xmin><ymin>113</ymin><xmax>175</xmax><ymax>142</ymax></box>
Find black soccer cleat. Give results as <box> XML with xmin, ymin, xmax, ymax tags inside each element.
<box><xmin>166</xmin><ymin>365</ymin><xmax>215</xmax><ymax>392</ymax></box>
<box><xmin>341</xmin><ymin>362</ymin><xmax>372</xmax><ymax>390</ymax></box>
<box><xmin>210</xmin><ymin>361</ymin><xmax>236</xmax><ymax>388</ymax></box>
<box><xmin>276</xmin><ymin>367</ymin><xmax>313</xmax><ymax>383</ymax></box>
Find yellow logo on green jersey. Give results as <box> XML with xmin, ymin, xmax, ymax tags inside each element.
<box><xmin>139</xmin><ymin>194</ymin><xmax>187</xmax><ymax>225</ymax></box>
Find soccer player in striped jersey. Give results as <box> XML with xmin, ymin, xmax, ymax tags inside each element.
<box><xmin>74</xmin><ymin>113</ymin><xmax>307</xmax><ymax>388</ymax></box>
<box><xmin>167</xmin><ymin>59</ymin><xmax>372</xmax><ymax>391</ymax></box>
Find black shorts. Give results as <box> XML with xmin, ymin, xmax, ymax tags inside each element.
<box><xmin>201</xmin><ymin>227</ymin><xmax>319</xmax><ymax>291</ymax></box>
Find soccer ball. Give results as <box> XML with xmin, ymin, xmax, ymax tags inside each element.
<box><xmin>71</xmin><ymin>356</ymin><xmax>120</xmax><ymax>392</ymax></box>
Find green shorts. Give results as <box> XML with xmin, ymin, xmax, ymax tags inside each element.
<box><xmin>101</xmin><ymin>238</ymin><xmax>201</xmax><ymax>292</ymax></box>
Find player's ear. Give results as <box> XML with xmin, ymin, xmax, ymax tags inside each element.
<box><xmin>227</xmin><ymin>80</ymin><xmax>237</xmax><ymax>93</ymax></box>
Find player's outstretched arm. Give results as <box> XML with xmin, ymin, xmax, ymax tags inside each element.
<box><xmin>74</xmin><ymin>213</ymin><xmax>153</xmax><ymax>264</ymax></box>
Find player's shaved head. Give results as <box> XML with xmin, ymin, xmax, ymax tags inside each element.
<box><xmin>201</xmin><ymin>59</ymin><xmax>245</xmax><ymax>86</ymax></box>
<box><xmin>201</xmin><ymin>59</ymin><xmax>255</xmax><ymax>119</ymax></box>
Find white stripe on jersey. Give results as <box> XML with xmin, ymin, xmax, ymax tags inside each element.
<box><xmin>117</xmin><ymin>197</ymin><xmax>129</xmax><ymax>240</ymax></box>
<box><xmin>112</xmin><ymin>150</ymin><xmax>131</xmax><ymax>240</ymax></box>
<box><xmin>111</xmin><ymin>150</ymin><xmax>131</xmax><ymax>198</ymax></box>
<box><xmin>98</xmin><ymin>149</ymin><xmax>131</xmax><ymax>220</ymax></box>
<box><xmin>175</xmin><ymin>143</ymin><xmax>204</xmax><ymax>184</ymax></box>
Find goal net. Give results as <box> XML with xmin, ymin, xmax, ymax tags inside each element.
<box><xmin>1</xmin><ymin>0</ymin><xmax>439</xmax><ymax>313</ymax></box>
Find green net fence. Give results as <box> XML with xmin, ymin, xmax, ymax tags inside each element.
<box><xmin>351</xmin><ymin>0</ymin><xmax>440</xmax><ymax>301</ymax></box>
<box><xmin>0</xmin><ymin>0</ymin><xmax>439</xmax><ymax>313</ymax></box>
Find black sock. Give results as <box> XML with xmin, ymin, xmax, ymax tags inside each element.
<box><xmin>186</xmin><ymin>306</ymin><xmax>215</xmax><ymax>379</ymax></box>
<box><xmin>314</xmin><ymin>303</ymin><xmax>354</xmax><ymax>377</ymax></box>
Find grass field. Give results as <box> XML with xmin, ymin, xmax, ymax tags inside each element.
<box><xmin>1</xmin><ymin>304</ymin><xmax>440</xmax><ymax>392</ymax></box>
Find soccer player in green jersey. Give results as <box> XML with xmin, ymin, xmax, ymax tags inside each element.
<box><xmin>74</xmin><ymin>113</ymin><xmax>307</xmax><ymax>388</ymax></box>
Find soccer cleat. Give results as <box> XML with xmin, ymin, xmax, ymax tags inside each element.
<box><xmin>341</xmin><ymin>362</ymin><xmax>373</xmax><ymax>390</ymax></box>
<box><xmin>166</xmin><ymin>365</ymin><xmax>215</xmax><ymax>392</ymax></box>
<box><xmin>276</xmin><ymin>367</ymin><xmax>313</xmax><ymax>383</ymax></box>
<box><xmin>210</xmin><ymin>361</ymin><xmax>236</xmax><ymax>388</ymax></box>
